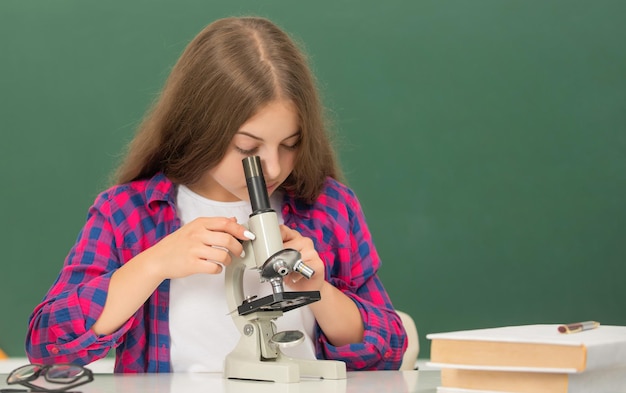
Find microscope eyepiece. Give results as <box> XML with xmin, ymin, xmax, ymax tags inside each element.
<box><xmin>243</xmin><ymin>156</ymin><xmax>273</xmax><ymax>214</ymax></box>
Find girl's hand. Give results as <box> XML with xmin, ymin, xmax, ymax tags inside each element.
<box><xmin>279</xmin><ymin>225</ymin><xmax>325</xmax><ymax>292</ymax></box>
<box><xmin>144</xmin><ymin>217</ymin><xmax>254</xmax><ymax>279</ymax></box>
<box><xmin>278</xmin><ymin>225</ymin><xmax>364</xmax><ymax>347</ymax></box>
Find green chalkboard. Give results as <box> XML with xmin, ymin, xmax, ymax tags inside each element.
<box><xmin>1</xmin><ymin>0</ymin><xmax>625</xmax><ymax>360</ymax></box>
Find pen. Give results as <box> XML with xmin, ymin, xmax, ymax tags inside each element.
<box><xmin>557</xmin><ymin>321</ymin><xmax>600</xmax><ymax>334</ymax></box>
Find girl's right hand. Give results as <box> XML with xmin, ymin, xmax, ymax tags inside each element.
<box><xmin>142</xmin><ymin>217</ymin><xmax>255</xmax><ymax>279</ymax></box>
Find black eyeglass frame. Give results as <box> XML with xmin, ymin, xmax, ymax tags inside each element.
<box><xmin>6</xmin><ymin>364</ymin><xmax>94</xmax><ymax>393</ymax></box>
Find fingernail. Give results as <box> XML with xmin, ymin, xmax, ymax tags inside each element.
<box><xmin>244</xmin><ymin>230</ymin><xmax>256</xmax><ymax>240</ymax></box>
<box><xmin>240</xmin><ymin>250</ymin><xmax>246</xmax><ymax>258</ymax></box>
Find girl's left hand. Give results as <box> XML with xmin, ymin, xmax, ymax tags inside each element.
<box><xmin>279</xmin><ymin>225</ymin><xmax>325</xmax><ymax>292</ymax></box>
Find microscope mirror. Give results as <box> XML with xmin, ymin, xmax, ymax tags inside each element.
<box><xmin>271</xmin><ymin>330</ymin><xmax>305</xmax><ymax>348</ymax></box>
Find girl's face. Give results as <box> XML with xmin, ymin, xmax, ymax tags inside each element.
<box><xmin>190</xmin><ymin>99</ymin><xmax>301</xmax><ymax>202</ymax></box>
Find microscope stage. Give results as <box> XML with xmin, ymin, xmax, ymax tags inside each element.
<box><xmin>237</xmin><ymin>291</ymin><xmax>321</xmax><ymax>315</ymax></box>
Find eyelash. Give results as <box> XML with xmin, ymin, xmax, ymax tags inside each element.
<box><xmin>235</xmin><ymin>141</ymin><xmax>300</xmax><ymax>155</ymax></box>
<box><xmin>282</xmin><ymin>141</ymin><xmax>300</xmax><ymax>151</ymax></box>
<box><xmin>235</xmin><ymin>147</ymin><xmax>258</xmax><ymax>155</ymax></box>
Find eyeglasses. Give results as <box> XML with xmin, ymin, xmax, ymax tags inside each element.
<box><xmin>6</xmin><ymin>364</ymin><xmax>93</xmax><ymax>392</ymax></box>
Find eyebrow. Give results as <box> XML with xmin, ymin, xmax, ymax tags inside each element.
<box><xmin>236</xmin><ymin>131</ymin><xmax>301</xmax><ymax>142</ymax></box>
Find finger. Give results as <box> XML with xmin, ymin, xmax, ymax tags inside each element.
<box><xmin>199</xmin><ymin>217</ymin><xmax>256</xmax><ymax>241</ymax></box>
<box><xmin>281</xmin><ymin>231</ymin><xmax>314</xmax><ymax>256</ymax></box>
<box><xmin>298</xmin><ymin>239</ymin><xmax>319</xmax><ymax>261</ymax></box>
<box><xmin>279</xmin><ymin>225</ymin><xmax>300</xmax><ymax>242</ymax></box>
<box><xmin>288</xmin><ymin>272</ymin><xmax>304</xmax><ymax>284</ymax></box>
<box><xmin>199</xmin><ymin>244</ymin><xmax>233</xmax><ymax>266</ymax></box>
<box><xmin>199</xmin><ymin>260</ymin><xmax>223</xmax><ymax>275</ymax></box>
<box><xmin>193</xmin><ymin>227</ymin><xmax>246</xmax><ymax>258</ymax></box>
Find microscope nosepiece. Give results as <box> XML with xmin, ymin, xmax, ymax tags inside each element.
<box><xmin>293</xmin><ymin>260</ymin><xmax>315</xmax><ymax>279</ymax></box>
<box><xmin>272</xmin><ymin>260</ymin><xmax>290</xmax><ymax>276</ymax></box>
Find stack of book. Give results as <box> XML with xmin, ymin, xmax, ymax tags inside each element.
<box><xmin>426</xmin><ymin>324</ymin><xmax>626</xmax><ymax>393</ymax></box>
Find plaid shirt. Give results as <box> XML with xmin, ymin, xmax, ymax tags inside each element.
<box><xmin>26</xmin><ymin>173</ymin><xmax>406</xmax><ymax>372</ymax></box>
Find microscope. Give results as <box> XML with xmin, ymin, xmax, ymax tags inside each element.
<box><xmin>224</xmin><ymin>156</ymin><xmax>347</xmax><ymax>383</ymax></box>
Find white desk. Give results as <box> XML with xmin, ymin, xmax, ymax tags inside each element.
<box><xmin>0</xmin><ymin>357</ymin><xmax>441</xmax><ymax>392</ymax></box>
<box><xmin>0</xmin><ymin>358</ymin><xmax>115</xmax><ymax>374</ymax></box>
<box><xmin>1</xmin><ymin>358</ymin><xmax>436</xmax><ymax>373</ymax></box>
<box><xmin>0</xmin><ymin>370</ymin><xmax>439</xmax><ymax>392</ymax></box>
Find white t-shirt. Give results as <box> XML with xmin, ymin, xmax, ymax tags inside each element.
<box><xmin>169</xmin><ymin>185</ymin><xmax>316</xmax><ymax>372</ymax></box>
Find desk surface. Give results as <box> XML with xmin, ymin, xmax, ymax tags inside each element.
<box><xmin>0</xmin><ymin>370</ymin><xmax>439</xmax><ymax>393</ymax></box>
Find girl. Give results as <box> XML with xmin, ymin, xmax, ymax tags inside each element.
<box><xmin>26</xmin><ymin>16</ymin><xmax>406</xmax><ymax>373</ymax></box>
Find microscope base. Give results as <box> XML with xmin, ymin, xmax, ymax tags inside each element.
<box><xmin>223</xmin><ymin>311</ymin><xmax>346</xmax><ymax>383</ymax></box>
<box><xmin>224</xmin><ymin>352</ymin><xmax>346</xmax><ymax>383</ymax></box>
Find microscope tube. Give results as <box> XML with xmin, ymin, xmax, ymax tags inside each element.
<box><xmin>243</xmin><ymin>156</ymin><xmax>272</xmax><ymax>214</ymax></box>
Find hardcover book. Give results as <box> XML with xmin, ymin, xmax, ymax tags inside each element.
<box><xmin>427</xmin><ymin>324</ymin><xmax>626</xmax><ymax>372</ymax></box>
<box><xmin>439</xmin><ymin>365</ymin><xmax>626</xmax><ymax>393</ymax></box>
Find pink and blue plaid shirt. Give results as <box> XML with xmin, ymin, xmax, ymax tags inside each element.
<box><xmin>26</xmin><ymin>173</ymin><xmax>406</xmax><ymax>372</ymax></box>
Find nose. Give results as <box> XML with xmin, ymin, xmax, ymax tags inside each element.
<box><xmin>261</xmin><ymin>150</ymin><xmax>281</xmax><ymax>182</ymax></box>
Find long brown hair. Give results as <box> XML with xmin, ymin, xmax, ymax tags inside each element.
<box><xmin>113</xmin><ymin>17</ymin><xmax>341</xmax><ymax>203</ymax></box>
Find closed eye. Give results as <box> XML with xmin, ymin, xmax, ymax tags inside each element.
<box><xmin>235</xmin><ymin>146</ymin><xmax>258</xmax><ymax>155</ymax></box>
<box><xmin>281</xmin><ymin>134</ymin><xmax>301</xmax><ymax>151</ymax></box>
<box><xmin>281</xmin><ymin>141</ymin><xmax>300</xmax><ymax>151</ymax></box>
